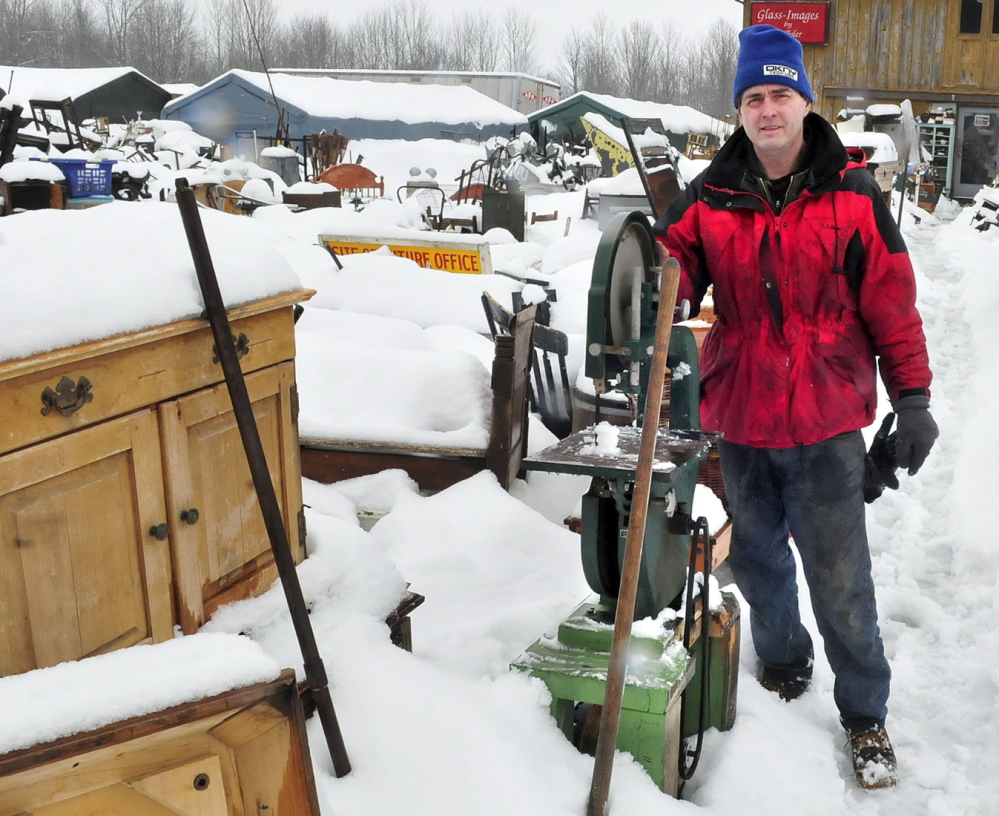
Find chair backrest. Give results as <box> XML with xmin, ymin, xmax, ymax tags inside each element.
<box><xmin>529</xmin><ymin>322</ymin><xmax>573</xmax><ymax>439</ymax></box>
<box><xmin>486</xmin><ymin>303</ymin><xmax>537</xmax><ymax>489</ymax></box>
<box><xmin>481</xmin><ymin>291</ymin><xmax>515</xmax><ymax>340</ymax></box>
<box><xmin>397</xmin><ymin>185</ymin><xmax>448</xmax><ymax>230</ymax></box>
<box><xmin>481</xmin><ymin>292</ymin><xmax>573</xmax><ymax>439</ymax></box>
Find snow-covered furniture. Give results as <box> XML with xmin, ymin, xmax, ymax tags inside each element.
<box><xmin>0</xmin><ymin>292</ymin><xmax>311</xmax><ymax>676</ymax></box>
<box><xmin>300</xmin><ymin>304</ymin><xmax>536</xmax><ymax>493</ymax></box>
<box><xmin>0</xmin><ymin>636</ymin><xmax>321</xmax><ymax>816</ymax></box>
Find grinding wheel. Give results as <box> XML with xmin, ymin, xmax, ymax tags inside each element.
<box><xmin>585</xmin><ymin>211</ymin><xmax>659</xmax><ymax>391</ymax></box>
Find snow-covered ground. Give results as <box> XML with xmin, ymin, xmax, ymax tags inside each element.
<box><xmin>0</xmin><ymin>140</ymin><xmax>996</xmax><ymax>816</ymax></box>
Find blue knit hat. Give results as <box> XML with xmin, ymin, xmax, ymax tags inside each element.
<box><xmin>733</xmin><ymin>24</ymin><xmax>813</xmax><ymax>108</ymax></box>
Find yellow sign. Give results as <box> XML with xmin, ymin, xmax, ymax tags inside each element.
<box><xmin>581</xmin><ymin>118</ymin><xmax>632</xmax><ymax>177</ymax></box>
<box><xmin>319</xmin><ymin>235</ymin><xmax>493</xmax><ymax>275</ymax></box>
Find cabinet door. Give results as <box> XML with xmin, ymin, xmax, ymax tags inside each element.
<box><xmin>0</xmin><ymin>410</ymin><xmax>174</xmax><ymax>675</ymax></box>
<box><xmin>160</xmin><ymin>363</ymin><xmax>304</xmax><ymax>633</ymax></box>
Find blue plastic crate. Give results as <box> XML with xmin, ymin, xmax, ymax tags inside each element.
<box><xmin>34</xmin><ymin>158</ymin><xmax>114</xmax><ymax>198</ymax></box>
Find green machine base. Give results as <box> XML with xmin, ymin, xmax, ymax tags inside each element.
<box><xmin>512</xmin><ymin>597</ymin><xmax>692</xmax><ymax>796</ymax></box>
<box><xmin>512</xmin><ymin>592</ymin><xmax>741</xmax><ymax>796</ymax></box>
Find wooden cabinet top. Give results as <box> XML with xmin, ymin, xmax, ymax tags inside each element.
<box><xmin>0</xmin><ymin>290</ymin><xmax>313</xmax><ymax>457</ymax></box>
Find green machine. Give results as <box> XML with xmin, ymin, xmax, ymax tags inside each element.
<box><xmin>512</xmin><ymin>212</ymin><xmax>740</xmax><ymax>796</ymax></box>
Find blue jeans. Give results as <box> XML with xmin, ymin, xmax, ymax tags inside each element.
<box><xmin>718</xmin><ymin>432</ymin><xmax>890</xmax><ymax>731</ymax></box>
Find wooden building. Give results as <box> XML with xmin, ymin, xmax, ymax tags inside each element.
<box><xmin>745</xmin><ymin>0</ymin><xmax>999</xmax><ymax>198</ymax></box>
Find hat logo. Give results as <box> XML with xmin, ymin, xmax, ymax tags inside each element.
<box><xmin>763</xmin><ymin>64</ymin><xmax>799</xmax><ymax>81</ymax></box>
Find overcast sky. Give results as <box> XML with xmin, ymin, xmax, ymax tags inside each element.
<box><xmin>274</xmin><ymin>0</ymin><xmax>747</xmax><ymax>70</ymax></box>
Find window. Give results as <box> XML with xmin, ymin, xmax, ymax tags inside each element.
<box><xmin>960</xmin><ymin>0</ymin><xmax>983</xmax><ymax>34</ymax></box>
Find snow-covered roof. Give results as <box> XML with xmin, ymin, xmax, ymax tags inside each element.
<box><xmin>0</xmin><ymin>65</ymin><xmax>163</xmax><ymax>106</ymax></box>
<box><xmin>272</xmin><ymin>68</ymin><xmax>558</xmax><ymax>87</ymax></box>
<box><xmin>161</xmin><ymin>82</ymin><xmax>199</xmax><ymax>96</ymax></box>
<box><xmin>167</xmin><ymin>70</ymin><xmax>528</xmax><ymax>128</ymax></box>
<box><xmin>536</xmin><ymin>90</ymin><xmax>732</xmax><ymax>138</ymax></box>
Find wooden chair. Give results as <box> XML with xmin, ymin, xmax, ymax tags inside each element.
<box><xmin>440</xmin><ymin>214</ymin><xmax>479</xmax><ymax>233</ymax></box>
<box><xmin>528</xmin><ymin>322</ymin><xmax>573</xmax><ymax>439</ymax></box>
<box><xmin>619</xmin><ymin>116</ymin><xmax>685</xmax><ymax>220</ymax></box>
<box><xmin>0</xmin><ymin>103</ymin><xmax>22</xmax><ymax>167</ymax></box>
<box><xmin>397</xmin><ymin>184</ymin><xmax>448</xmax><ymax>230</ymax></box>
<box><xmin>300</xmin><ymin>304</ymin><xmax>536</xmax><ymax>492</ymax></box>
<box><xmin>530</xmin><ymin>210</ymin><xmax>559</xmax><ymax>224</ymax></box>
<box><xmin>481</xmin><ymin>292</ymin><xmax>574</xmax><ymax>439</ymax></box>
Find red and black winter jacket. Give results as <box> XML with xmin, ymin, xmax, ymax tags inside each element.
<box><xmin>654</xmin><ymin>112</ymin><xmax>932</xmax><ymax>448</ymax></box>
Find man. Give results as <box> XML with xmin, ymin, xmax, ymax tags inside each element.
<box><xmin>654</xmin><ymin>24</ymin><xmax>938</xmax><ymax>789</ymax></box>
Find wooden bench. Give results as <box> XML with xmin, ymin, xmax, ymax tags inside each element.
<box><xmin>530</xmin><ymin>209</ymin><xmax>559</xmax><ymax>224</ymax></box>
<box><xmin>300</xmin><ymin>304</ymin><xmax>536</xmax><ymax>492</ymax></box>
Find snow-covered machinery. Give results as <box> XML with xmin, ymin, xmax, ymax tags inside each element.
<box><xmin>512</xmin><ymin>212</ymin><xmax>740</xmax><ymax>796</ymax></box>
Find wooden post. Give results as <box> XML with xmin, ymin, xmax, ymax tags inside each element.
<box><xmin>175</xmin><ymin>178</ymin><xmax>351</xmax><ymax>778</ymax></box>
<box><xmin>587</xmin><ymin>259</ymin><xmax>682</xmax><ymax>816</ymax></box>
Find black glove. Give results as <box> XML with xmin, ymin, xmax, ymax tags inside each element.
<box><xmin>893</xmin><ymin>395</ymin><xmax>938</xmax><ymax>475</ymax></box>
<box><xmin>864</xmin><ymin>413</ymin><xmax>899</xmax><ymax>503</ymax></box>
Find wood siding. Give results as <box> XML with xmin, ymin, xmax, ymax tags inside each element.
<box><xmin>745</xmin><ymin>1</ymin><xmax>999</xmax><ymax>118</ymax></box>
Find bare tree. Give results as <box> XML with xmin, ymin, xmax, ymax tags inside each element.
<box><xmin>95</xmin><ymin>0</ymin><xmax>150</xmax><ymax>65</ymax></box>
<box><xmin>199</xmin><ymin>0</ymin><xmax>277</xmax><ymax>72</ymax></box>
<box><xmin>654</xmin><ymin>20</ymin><xmax>687</xmax><ymax>105</ymax></box>
<box><xmin>579</xmin><ymin>13</ymin><xmax>618</xmax><ymax>96</ymax></box>
<box><xmin>131</xmin><ymin>0</ymin><xmax>199</xmax><ymax>81</ymax></box>
<box><xmin>232</xmin><ymin>0</ymin><xmax>278</xmax><ymax>70</ymax></box>
<box><xmin>553</xmin><ymin>25</ymin><xmax>587</xmax><ymax>97</ymax></box>
<box><xmin>617</xmin><ymin>19</ymin><xmax>663</xmax><ymax>102</ymax></box>
<box><xmin>200</xmin><ymin>0</ymin><xmax>231</xmax><ymax>77</ymax></box>
<box><xmin>693</xmin><ymin>19</ymin><xmax>739</xmax><ymax>118</ymax></box>
<box><xmin>56</xmin><ymin>0</ymin><xmax>100</xmax><ymax>67</ymax></box>
<box><xmin>0</xmin><ymin>0</ymin><xmax>67</xmax><ymax>68</ymax></box>
<box><xmin>394</xmin><ymin>0</ymin><xmax>444</xmax><ymax>70</ymax></box>
<box><xmin>274</xmin><ymin>12</ymin><xmax>339</xmax><ymax>69</ymax></box>
<box><xmin>443</xmin><ymin>9</ymin><xmax>500</xmax><ymax>72</ymax></box>
<box><xmin>0</xmin><ymin>1</ymin><xmax>738</xmax><ymax>120</ymax></box>
<box><xmin>500</xmin><ymin>6</ymin><xmax>538</xmax><ymax>75</ymax></box>
<box><xmin>349</xmin><ymin>5</ymin><xmax>396</xmax><ymax>70</ymax></box>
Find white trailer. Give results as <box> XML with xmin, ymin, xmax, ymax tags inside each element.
<box><xmin>271</xmin><ymin>69</ymin><xmax>560</xmax><ymax>116</ymax></box>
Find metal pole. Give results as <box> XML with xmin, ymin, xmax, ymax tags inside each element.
<box><xmin>174</xmin><ymin>177</ymin><xmax>351</xmax><ymax>778</ymax></box>
<box><xmin>586</xmin><ymin>259</ymin><xmax>682</xmax><ymax>816</ymax></box>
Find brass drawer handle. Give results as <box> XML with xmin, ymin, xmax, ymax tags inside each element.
<box><xmin>40</xmin><ymin>375</ymin><xmax>94</xmax><ymax>417</ymax></box>
<box><xmin>212</xmin><ymin>332</ymin><xmax>250</xmax><ymax>364</ymax></box>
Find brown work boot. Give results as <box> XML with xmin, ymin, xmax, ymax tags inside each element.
<box><xmin>848</xmin><ymin>725</ymin><xmax>899</xmax><ymax>790</ymax></box>
<box><xmin>759</xmin><ymin>660</ymin><xmax>812</xmax><ymax>701</ymax></box>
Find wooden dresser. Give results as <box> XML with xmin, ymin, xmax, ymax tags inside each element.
<box><xmin>0</xmin><ymin>291</ymin><xmax>312</xmax><ymax>676</ymax></box>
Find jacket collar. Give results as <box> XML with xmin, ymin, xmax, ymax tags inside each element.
<box><xmin>704</xmin><ymin>112</ymin><xmax>852</xmax><ymax>196</ymax></box>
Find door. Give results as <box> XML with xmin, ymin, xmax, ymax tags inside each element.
<box><xmin>159</xmin><ymin>363</ymin><xmax>304</xmax><ymax>633</ymax></box>
<box><xmin>0</xmin><ymin>410</ymin><xmax>174</xmax><ymax>675</ymax></box>
<box><xmin>953</xmin><ymin>107</ymin><xmax>999</xmax><ymax>199</ymax></box>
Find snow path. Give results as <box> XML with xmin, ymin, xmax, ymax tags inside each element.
<box><xmin>867</xmin><ymin>217</ymin><xmax>994</xmax><ymax>815</ymax></box>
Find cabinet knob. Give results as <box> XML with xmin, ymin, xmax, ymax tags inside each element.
<box><xmin>149</xmin><ymin>523</ymin><xmax>170</xmax><ymax>541</ymax></box>
<box><xmin>180</xmin><ymin>508</ymin><xmax>200</xmax><ymax>525</ymax></box>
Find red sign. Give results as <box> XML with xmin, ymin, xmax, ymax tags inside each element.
<box><xmin>542</xmin><ymin>95</ymin><xmax>558</xmax><ymax>105</ymax></box>
<box><xmin>521</xmin><ymin>90</ymin><xmax>538</xmax><ymax>100</ymax></box>
<box><xmin>750</xmin><ymin>2</ymin><xmax>829</xmax><ymax>44</ymax></box>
